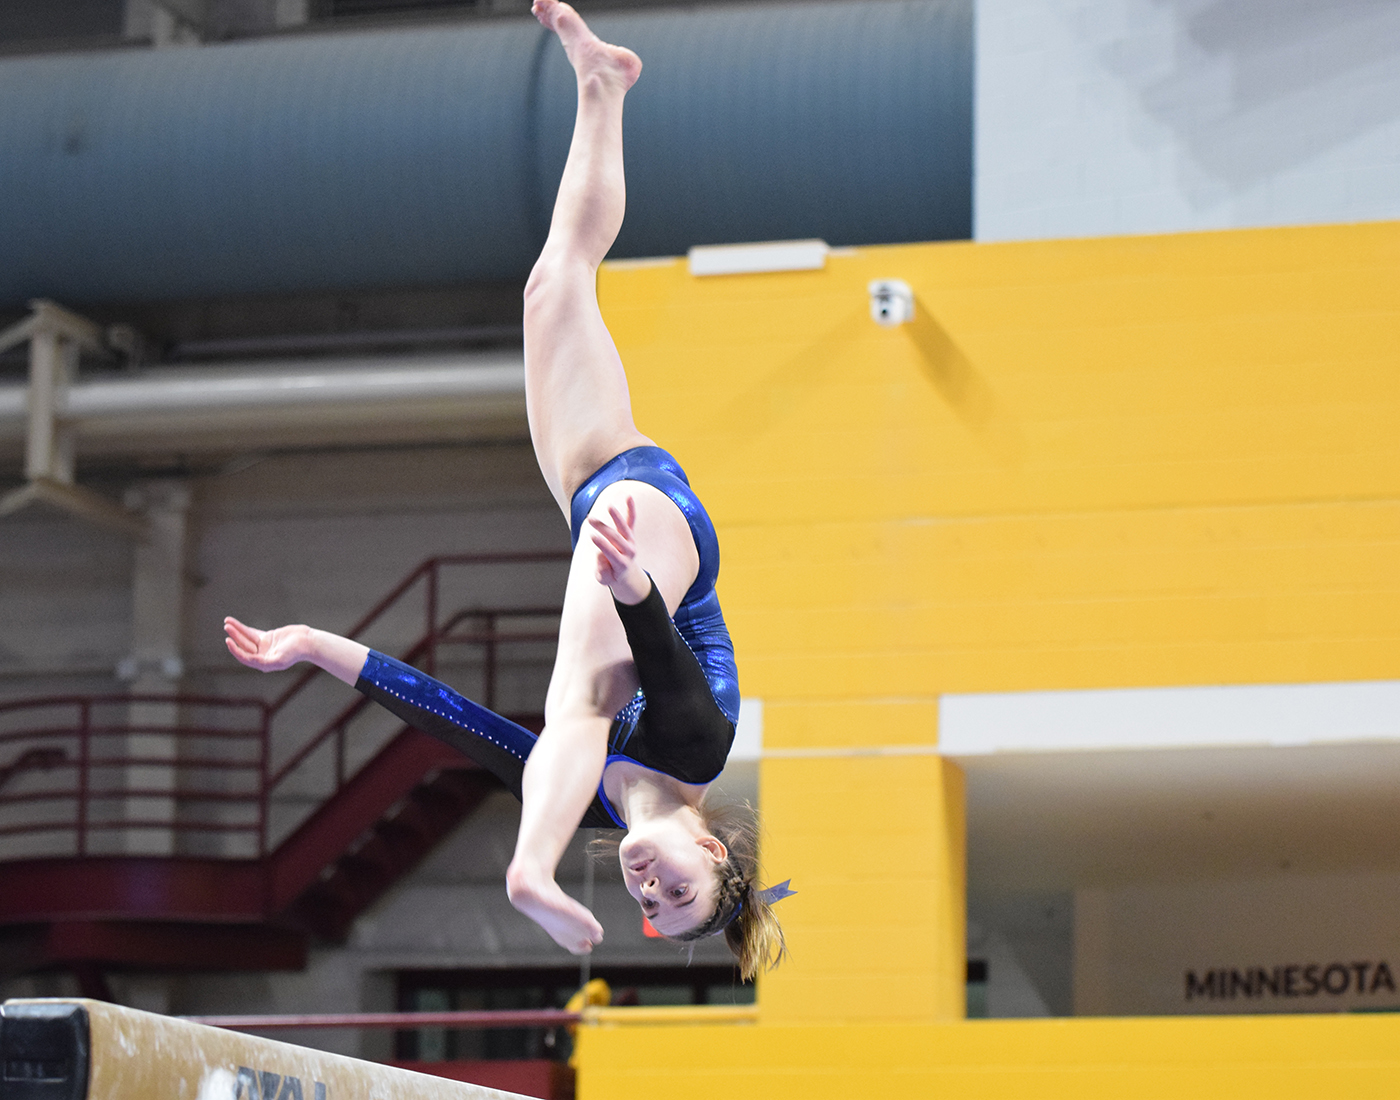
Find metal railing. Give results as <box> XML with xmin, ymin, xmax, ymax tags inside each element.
<box><xmin>184</xmin><ymin>1005</ymin><xmax>759</xmax><ymax>1031</ymax></box>
<box><xmin>261</xmin><ymin>552</ymin><xmax>570</xmax><ymax>848</ymax></box>
<box><xmin>0</xmin><ymin>551</ymin><xmax>571</xmax><ymax>862</ymax></box>
<box><xmin>0</xmin><ymin>694</ymin><xmax>268</xmax><ymax>856</ymax></box>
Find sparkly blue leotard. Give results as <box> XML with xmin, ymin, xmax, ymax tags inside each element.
<box><xmin>354</xmin><ymin>446</ymin><xmax>738</xmax><ymax>830</ymax></box>
<box><xmin>569</xmin><ymin>445</ymin><xmax>739</xmax><ymax>722</ymax></box>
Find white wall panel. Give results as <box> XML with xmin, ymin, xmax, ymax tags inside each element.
<box><xmin>941</xmin><ymin>680</ymin><xmax>1400</xmax><ymax>754</ymax></box>
<box><xmin>977</xmin><ymin>0</ymin><xmax>1400</xmax><ymax>241</ymax></box>
<box><xmin>1075</xmin><ymin>870</ymin><xmax>1400</xmax><ymax>1015</ymax></box>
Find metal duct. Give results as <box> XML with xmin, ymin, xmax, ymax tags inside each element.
<box><xmin>0</xmin><ymin>0</ymin><xmax>971</xmax><ymax>306</ymax></box>
<box><xmin>0</xmin><ymin>353</ymin><xmax>526</xmax><ymax>455</ymax></box>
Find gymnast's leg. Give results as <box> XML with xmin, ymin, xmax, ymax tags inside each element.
<box><xmin>523</xmin><ymin>0</ymin><xmax>649</xmax><ymax>510</ymax></box>
<box><xmin>506</xmin><ymin>0</ymin><xmax>699</xmax><ymax>954</ymax></box>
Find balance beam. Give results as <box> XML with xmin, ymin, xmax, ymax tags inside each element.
<box><xmin>0</xmin><ymin>999</ymin><xmax>527</xmax><ymax>1100</ymax></box>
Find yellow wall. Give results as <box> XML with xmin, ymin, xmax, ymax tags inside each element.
<box><xmin>603</xmin><ymin>223</ymin><xmax>1400</xmax><ymax>697</ymax></box>
<box><xmin>586</xmin><ymin>221</ymin><xmax>1400</xmax><ymax>1090</ymax></box>
<box><xmin>757</xmin><ymin>752</ymin><xmax>965</xmax><ymax>1024</ymax></box>
<box><xmin>578</xmin><ymin>1013</ymin><xmax>1400</xmax><ymax>1100</ymax></box>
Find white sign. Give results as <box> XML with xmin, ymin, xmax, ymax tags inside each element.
<box><xmin>1074</xmin><ymin>871</ymin><xmax>1400</xmax><ymax>1015</ymax></box>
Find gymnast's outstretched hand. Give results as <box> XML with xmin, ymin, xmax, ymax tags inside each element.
<box><xmin>223</xmin><ymin>617</ymin><xmax>311</xmax><ymax>672</ymax></box>
<box><xmin>588</xmin><ymin>495</ymin><xmax>651</xmax><ymax>605</ymax></box>
<box><xmin>223</xmin><ymin>617</ymin><xmax>368</xmax><ymax>686</ymax></box>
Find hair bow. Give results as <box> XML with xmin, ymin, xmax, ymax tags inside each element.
<box><xmin>757</xmin><ymin>879</ymin><xmax>797</xmax><ymax>905</ymax></box>
<box><xmin>713</xmin><ymin>878</ymin><xmax>797</xmax><ymax>935</ymax></box>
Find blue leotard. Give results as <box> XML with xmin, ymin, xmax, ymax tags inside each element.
<box><xmin>569</xmin><ymin>445</ymin><xmax>739</xmax><ymax>726</ymax></box>
<box><xmin>354</xmin><ymin>446</ymin><xmax>738</xmax><ymax>829</ymax></box>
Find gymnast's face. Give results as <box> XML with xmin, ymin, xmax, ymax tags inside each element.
<box><xmin>619</xmin><ymin>821</ymin><xmax>727</xmax><ymax>935</ymax></box>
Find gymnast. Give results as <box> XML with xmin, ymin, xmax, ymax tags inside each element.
<box><xmin>224</xmin><ymin>0</ymin><xmax>787</xmax><ymax>979</ymax></box>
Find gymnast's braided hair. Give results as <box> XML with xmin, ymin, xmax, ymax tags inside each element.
<box><xmin>669</xmin><ymin>799</ymin><xmax>786</xmax><ymax>981</ymax></box>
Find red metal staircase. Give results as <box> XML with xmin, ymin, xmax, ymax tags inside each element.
<box><xmin>0</xmin><ymin>552</ymin><xmax>569</xmax><ymax>990</ymax></box>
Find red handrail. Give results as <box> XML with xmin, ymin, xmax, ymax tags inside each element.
<box><xmin>0</xmin><ymin>694</ymin><xmax>268</xmax><ymax>855</ymax></box>
<box><xmin>261</xmin><ymin>553</ymin><xmax>569</xmax><ymax>846</ymax></box>
<box><xmin>0</xmin><ymin>691</ymin><xmax>273</xmax><ymax>715</ymax></box>
<box><xmin>0</xmin><ymin>551</ymin><xmax>570</xmax><ymax>867</ymax></box>
<box><xmin>268</xmin><ymin>552</ymin><xmax>569</xmax><ymax>711</ymax></box>
<box><xmin>76</xmin><ymin>699</ymin><xmax>88</xmax><ymax>855</ymax></box>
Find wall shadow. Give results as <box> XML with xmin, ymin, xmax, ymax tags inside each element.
<box><xmin>907</xmin><ymin>303</ymin><xmax>1022</xmax><ymax>465</ymax></box>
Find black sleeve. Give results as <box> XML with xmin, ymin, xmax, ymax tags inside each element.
<box><xmin>612</xmin><ymin>579</ymin><xmax>735</xmax><ymax>783</ymax></box>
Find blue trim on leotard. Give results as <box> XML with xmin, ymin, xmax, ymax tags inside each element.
<box><xmin>569</xmin><ymin>446</ymin><xmax>740</xmax><ymax>726</ymax></box>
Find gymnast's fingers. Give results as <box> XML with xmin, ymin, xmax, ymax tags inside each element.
<box><xmin>223</xmin><ymin>626</ymin><xmax>254</xmax><ymax>657</ymax></box>
<box><xmin>590</xmin><ymin>529</ymin><xmax>626</xmax><ymax>572</ymax></box>
<box><xmin>607</xmin><ymin>502</ymin><xmax>631</xmax><ymax>539</ymax></box>
<box><xmin>610</xmin><ymin>498</ymin><xmax>637</xmax><ymax>543</ymax></box>
<box><xmin>595</xmin><ymin>510</ymin><xmax>636</xmax><ymax>557</ymax></box>
<box><xmin>225</xmin><ymin>620</ymin><xmax>278</xmax><ymax>666</ymax></box>
<box><xmin>587</xmin><ymin>515</ymin><xmax>630</xmax><ymax>558</ymax></box>
<box><xmin>223</xmin><ymin>617</ymin><xmax>261</xmax><ymax>647</ymax></box>
<box><xmin>225</xmin><ymin>636</ymin><xmax>259</xmax><ymax>666</ymax></box>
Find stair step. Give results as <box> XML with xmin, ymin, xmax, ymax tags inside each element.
<box><xmin>286</xmin><ymin>767</ymin><xmax>505</xmax><ymax>942</ymax></box>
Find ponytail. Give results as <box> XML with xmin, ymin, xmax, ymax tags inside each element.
<box><xmin>671</xmin><ymin>800</ymin><xmax>786</xmax><ymax>981</ymax></box>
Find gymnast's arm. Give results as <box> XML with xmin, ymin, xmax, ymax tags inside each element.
<box><xmin>224</xmin><ymin>616</ymin><xmax>367</xmax><ymax>683</ymax></box>
<box><xmin>588</xmin><ymin>497</ymin><xmax>731</xmax><ymax>767</ymax></box>
<box><xmin>223</xmin><ymin>616</ymin><xmax>536</xmax><ymax>798</ymax></box>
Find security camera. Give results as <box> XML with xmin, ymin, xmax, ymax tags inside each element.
<box><xmin>868</xmin><ymin>279</ymin><xmax>914</xmax><ymax>326</ymax></box>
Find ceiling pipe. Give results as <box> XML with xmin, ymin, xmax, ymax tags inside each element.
<box><xmin>0</xmin><ymin>0</ymin><xmax>971</xmax><ymax>306</ymax></box>
<box><xmin>0</xmin><ymin>352</ymin><xmax>527</xmax><ymax>456</ymax></box>
<box><xmin>169</xmin><ymin>323</ymin><xmax>523</xmax><ymax>360</ymax></box>
<box><xmin>0</xmin><ymin>299</ymin><xmax>527</xmax><ymax>538</ymax></box>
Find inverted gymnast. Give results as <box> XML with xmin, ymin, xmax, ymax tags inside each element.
<box><xmin>225</xmin><ymin>0</ymin><xmax>787</xmax><ymax>979</ymax></box>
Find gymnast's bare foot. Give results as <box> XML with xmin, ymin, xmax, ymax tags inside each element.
<box><xmin>532</xmin><ymin>0</ymin><xmax>642</xmax><ymax>91</ymax></box>
<box><xmin>507</xmin><ymin>863</ymin><xmax>605</xmax><ymax>955</ymax></box>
